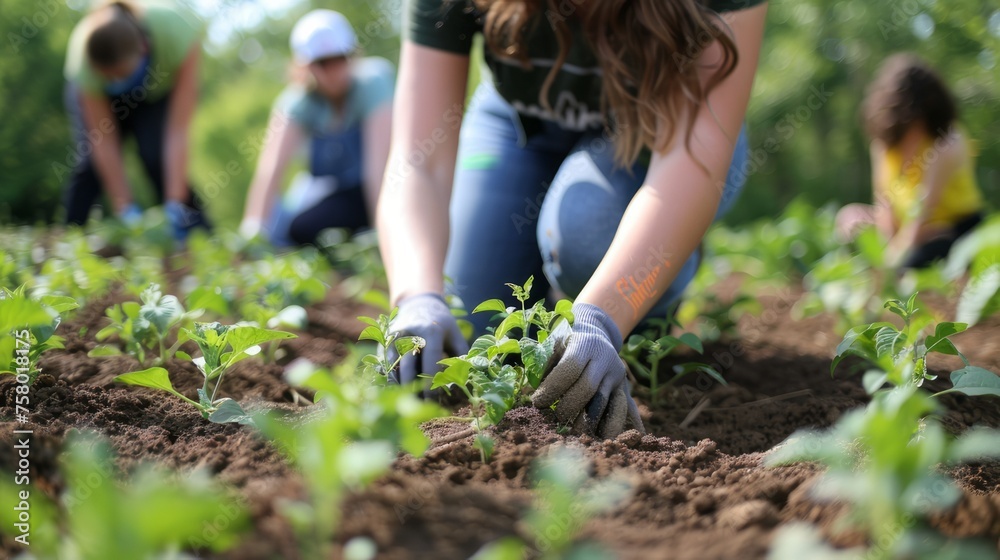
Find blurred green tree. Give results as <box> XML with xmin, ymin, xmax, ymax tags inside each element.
<box><xmin>1</xmin><ymin>0</ymin><xmax>997</xmax><ymax>227</ymax></box>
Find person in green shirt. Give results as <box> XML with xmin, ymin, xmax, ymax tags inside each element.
<box><xmin>62</xmin><ymin>0</ymin><xmax>209</xmax><ymax>241</ymax></box>
<box><xmin>378</xmin><ymin>0</ymin><xmax>767</xmax><ymax>438</ymax></box>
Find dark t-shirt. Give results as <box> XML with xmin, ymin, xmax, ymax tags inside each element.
<box><xmin>405</xmin><ymin>0</ymin><xmax>765</xmax><ymax>132</ymax></box>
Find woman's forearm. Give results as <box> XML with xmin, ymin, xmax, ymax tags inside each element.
<box><xmin>89</xmin><ymin>136</ymin><xmax>132</xmax><ymax>213</ymax></box>
<box><xmin>165</xmin><ymin>45</ymin><xmax>200</xmax><ymax>203</ymax></box>
<box><xmin>377</xmin><ymin>150</ymin><xmax>452</xmax><ymax>305</ymax></box>
<box><xmin>80</xmin><ymin>93</ymin><xmax>131</xmax><ymax>213</ymax></box>
<box><xmin>164</xmin><ymin>131</ymin><xmax>189</xmax><ymax>202</ymax></box>
<box><xmin>576</xmin><ymin>159</ymin><xmax>722</xmax><ymax>338</ymax></box>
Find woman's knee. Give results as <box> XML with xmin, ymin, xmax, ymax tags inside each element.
<box><xmin>536</xmin><ymin>150</ymin><xmax>635</xmax><ymax>298</ymax></box>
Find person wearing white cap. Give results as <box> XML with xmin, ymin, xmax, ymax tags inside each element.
<box><xmin>240</xmin><ymin>9</ymin><xmax>394</xmax><ymax>246</ymax></box>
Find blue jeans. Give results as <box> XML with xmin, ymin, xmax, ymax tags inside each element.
<box><xmin>265</xmin><ymin>124</ymin><xmax>369</xmax><ymax>246</ymax></box>
<box><xmin>444</xmin><ymin>83</ymin><xmax>749</xmax><ymax>337</ymax></box>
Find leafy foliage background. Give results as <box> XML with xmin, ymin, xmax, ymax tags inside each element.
<box><xmin>2</xmin><ymin>0</ymin><xmax>997</xmax><ymax>226</ymax></box>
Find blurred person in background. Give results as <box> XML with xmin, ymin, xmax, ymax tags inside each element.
<box><xmin>836</xmin><ymin>53</ymin><xmax>985</xmax><ymax>268</ymax></box>
<box><xmin>239</xmin><ymin>9</ymin><xmax>394</xmax><ymax>247</ymax></box>
<box><xmin>62</xmin><ymin>0</ymin><xmax>210</xmax><ymax>241</ymax></box>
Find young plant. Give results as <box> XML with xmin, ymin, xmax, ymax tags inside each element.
<box><xmin>256</xmin><ymin>357</ymin><xmax>444</xmax><ymax>559</ymax></box>
<box><xmin>358</xmin><ymin>307</ymin><xmax>427</xmax><ymax>382</ymax></box>
<box><xmin>474</xmin><ymin>447</ymin><xmax>631</xmax><ymax>560</ymax></box>
<box><xmin>430</xmin><ymin>277</ymin><xmax>573</xmax><ymax>462</ymax></box>
<box><xmin>832</xmin><ymin>294</ymin><xmax>1000</xmax><ymax>399</ymax></box>
<box><xmin>34</xmin><ymin>234</ymin><xmax>120</xmax><ymax>305</ymax></box>
<box><xmin>115</xmin><ymin>322</ymin><xmax>296</xmax><ymax>424</ymax></box>
<box><xmin>620</xmin><ymin>317</ymin><xmax>724</xmax><ymax>408</ymax></box>
<box><xmin>0</xmin><ymin>286</ymin><xmax>78</xmax><ymax>385</ymax></box>
<box><xmin>0</xmin><ymin>430</ymin><xmax>249</xmax><ymax>559</ymax></box>
<box><xmin>90</xmin><ymin>283</ymin><xmax>199</xmax><ymax>366</ymax></box>
<box><xmin>767</xmin><ymin>386</ymin><xmax>1000</xmax><ymax>560</ymax></box>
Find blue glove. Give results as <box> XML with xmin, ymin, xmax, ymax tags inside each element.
<box><xmin>383</xmin><ymin>293</ymin><xmax>469</xmax><ymax>388</ymax></box>
<box><xmin>164</xmin><ymin>200</ymin><xmax>206</xmax><ymax>242</ymax></box>
<box><xmin>532</xmin><ymin>302</ymin><xmax>644</xmax><ymax>438</ymax></box>
<box><xmin>118</xmin><ymin>203</ymin><xmax>143</xmax><ymax>227</ymax></box>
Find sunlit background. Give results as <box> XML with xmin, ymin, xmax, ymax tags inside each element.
<box><xmin>3</xmin><ymin>0</ymin><xmax>999</xmax><ymax>227</ymax></box>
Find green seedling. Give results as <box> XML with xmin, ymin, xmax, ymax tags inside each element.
<box><xmin>0</xmin><ymin>430</ymin><xmax>248</xmax><ymax>559</ymax></box>
<box><xmin>767</xmin><ymin>386</ymin><xmax>1000</xmax><ymax>560</ymax></box>
<box><xmin>430</xmin><ymin>276</ymin><xmax>573</xmax><ymax>462</ymax></box>
<box><xmin>90</xmin><ymin>283</ymin><xmax>200</xmax><ymax>366</ymax></box>
<box><xmin>0</xmin><ymin>286</ymin><xmax>78</xmax><ymax>385</ymax></box>
<box><xmin>34</xmin><ymin>234</ymin><xmax>120</xmax><ymax>305</ymax></box>
<box><xmin>358</xmin><ymin>307</ymin><xmax>427</xmax><ymax>382</ymax></box>
<box><xmin>621</xmin><ymin>316</ymin><xmax>724</xmax><ymax>408</ymax></box>
<box><xmin>256</xmin><ymin>357</ymin><xmax>444</xmax><ymax>558</ymax></box>
<box><xmin>832</xmin><ymin>294</ymin><xmax>1000</xmax><ymax>399</ymax></box>
<box><xmin>115</xmin><ymin>322</ymin><xmax>295</xmax><ymax>424</ymax></box>
<box><xmin>474</xmin><ymin>447</ymin><xmax>631</xmax><ymax>560</ymax></box>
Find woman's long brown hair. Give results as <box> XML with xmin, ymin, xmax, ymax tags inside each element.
<box><xmin>474</xmin><ymin>0</ymin><xmax>739</xmax><ymax>168</ymax></box>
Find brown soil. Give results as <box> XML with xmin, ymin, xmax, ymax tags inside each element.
<box><xmin>2</xmin><ymin>279</ymin><xmax>1000</xmax><ymax>560</ymax></box>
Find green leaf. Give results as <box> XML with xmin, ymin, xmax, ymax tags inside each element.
<box><xmin>39</xmin><ymin>294</ymin><xmax>80</xmax><ymax>314</ymax></box>
<box><xmin>494</xmin><ymin>310</ymin><xmax>526</xmax><ymax>339</ymax></box>
<box><xmin>0</xmin><ymin>298</ymin><xmax>54</xmax><ymax>333</ymax></box>
<box><xmin>874</xmin><ymin>326</ymin><xmax>905</xmax><ymax>358</ymax></box>
<box><xmin>494</xmin><ymin>337</ymin><xmax>521</xmax><ymax>355</ymax></box>
<box><xmin>554</xmin><ymin>299</ymin><xmax>574</xmax><ymax>322</ymax></box>
<box><xmin>225</xmin><ymin>325</ymin><xmax>296</xmax><ymax>356</ymax></box>
<box><xmin>115</xmin><ymin>367</ymin><xmax>197</xmax><ymax>406</ymax></box>
<box><xmin>393</xmin><ymin>336</ymin><xmax>425</xmax><ymax>358</ymax></box>
<box><xmin>939</xmin><ymin>366</ymin><xmax>1000</xmax><ymax>398</ymax></box>
<box><xmin>431</xmin><ymin>358</ymin><xmax>472</xmax><ymax>389</ymax></box>
<box><xmin>520</xmin><ymin>337</ymin><xmax>554</xmax><ymax>389</ymax></box>
<box><xmin>883</xmin><ymin>298</ymin><xmax>908</xmax><ymax>319</ymax></box>
<box><xmin>474</xmin><ymin>434</ymin><xmax>495</xmax><ymax>463</ymax></box>
<box><xmin>267</xmin><ymin>305</ymin><xmax>308</xmax><ymax>330</ymax></box>
<box><xmin>956</xmin><ymin>265</ymin><xmax>1000</xmax><ymax>327</ymax></box>
<box><xmin>472</xmin><ymin>299</ymin><xmax>509</xmax><ymax>315</ymax></box>
<box><xmin>861</xmin><ymin>369</ymin><xmax>888</xmax><ymax>394</ymax></box>
<box><xmin>949</xmin><ymin>428</ymin><xmax>1000</xmax><ymax>463</ymax></box>
<box><xmin>359</xmin><ymin>325</ymin><xmax>386</xmax><ymax>346</ymax></box>
<box><xmin>141</xmin><ymin>292</ymin><xmax>184</xmax><ymax>334</ymax></box>
<box><xmin>208</xmin><ymin>398</ymin><xmax>255</xmax><ymax>426</ymax></box>
<box><xmin>122</xmin><ymin>301</ymin><xmax>141</xmax><ymax>318</ymax></box>
<box><xmin>88</xmin><ymin>344</ymin><xmax>123</xmax><ymax>357</ymax></box>
<box><xmin>925</xmin><ymin>322</ymin><xmax>968</xmax><ymax>355</ymax></box>
<box><xmin>678</xmin><ymin>332</ymin><xmax>703</xmax><ymax>353</ymax></box>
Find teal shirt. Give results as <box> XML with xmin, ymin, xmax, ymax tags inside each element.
<box><xmin>406</xmin><ymin>0</ymin><xmax>765</xmax><ymax>132</ymax></box>
<box><xmin>275</xmin><ymin>57</ymin><xmax>396</xmax><ymax>136</ymax></box>
<box><xmin>64</xmin><ymin>0</ymin><xmax>204</xmax><ymax>101</ymax></box>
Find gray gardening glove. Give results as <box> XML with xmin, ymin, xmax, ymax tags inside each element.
<box><xmin>532</xmin><ymin>302</ymin><xmax>645</xmax><ymax>438</ymax></box>
<box><xmin>384</xmin><ymin>293</ymin><xmax>469</xmax><ymax>387</ymax></box>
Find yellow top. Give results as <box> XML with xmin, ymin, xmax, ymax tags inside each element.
<box><xmin>880</xmin><ymin>131</ymin><xmax>983</xmax><ymax>227</ymax></box>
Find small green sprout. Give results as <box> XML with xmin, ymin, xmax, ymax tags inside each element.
<box><xmin>115</xmin><ymin>322</ymin><xmax>296</xmax><ymax>424</ymax></box>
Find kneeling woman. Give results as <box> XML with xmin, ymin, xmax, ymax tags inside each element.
<box><xmin>240</xmin><ymin>10</ymin><xmax>394</xmax><ymax>246</ymax></box>
<box><xmin>379</xmin><ymin>0</ymin><xmax>766</xmax><ymax>436</ymax></box>
<box><xmin>836</xmin><ymin>54</ymin><xmax>985</xmax><ymax>268</ymax></box>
